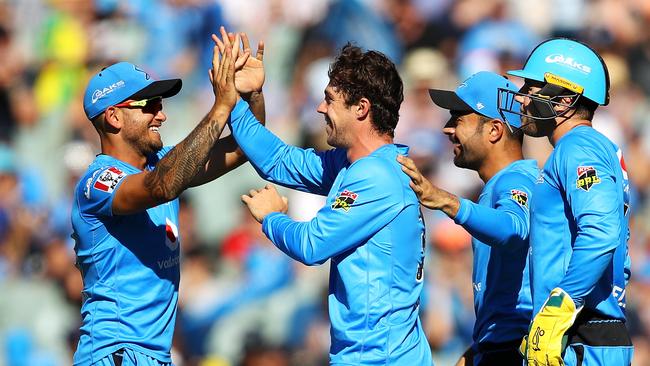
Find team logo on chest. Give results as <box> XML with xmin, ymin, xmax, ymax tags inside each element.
<box><xmin>332</xmin><ymin>190</ymin><xmax>358</xmax><ymax>212</ymax></box>
<box><xmin>576</xmin><ymin>166</ymin><xmax>601</xmax><ymax>191</ymax></box>
<box><xmin>165</xmin><ymin>218</ymin><xmax>179</xmax><ymax>251</ymax></box>
<box><xmin>510</xmin><ymin>189</ymin><xmax>529</xmax><ymax>207</ymax></box>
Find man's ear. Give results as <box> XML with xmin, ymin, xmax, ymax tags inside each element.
<box><xmin>355</xmin><ymin>97</ymin><xmax>370</xmax><ymax>120</ymax></box>
<box><xmin>103</xmin><ymin>107</ymin><xmax>123</xmax><ymax>131</ymax></box>
<box><xmin>487</xmin><ymin>119</ymin><xmax>505</xmax><ymax>143</ymax></box>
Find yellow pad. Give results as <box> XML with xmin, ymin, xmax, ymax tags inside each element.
<box><xmin>526</xmin><ymin>288</ymin><xmax>580</xmax><ymax>366</ymax></box>
<box><xmin>544</xmin><ymin>73</ymin><xmax>584</xmax><ymax>94</ymax></box>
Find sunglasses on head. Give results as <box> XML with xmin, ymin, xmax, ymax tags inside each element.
<box><xmin>113</xmin><ymin>96</ymin><xmax>162</xmax><ymax>108</ymax></box>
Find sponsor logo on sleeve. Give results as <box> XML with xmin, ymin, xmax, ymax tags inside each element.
<box><xmin>331</xmin><ymin>190</ymin><xmax>358</xmax><ymax>212</ymax></box>
<box><xmin>576</xmin><ymin>166</ymin><xmax>601</xmax><ymax>191</ymax></box>
<box><xmin>510</xmin><ymin>189</ymin><xmax>529</xmax><ymax>207</ymax></box>
<box><xmin>93</xmin><ymin>167</ymin><xmax>126</xmax><ymax>193</ymax></box>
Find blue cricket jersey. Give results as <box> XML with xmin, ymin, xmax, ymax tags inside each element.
<box><xmin>71</xmin><ymin>147</ymin><xmax>180</xmax><ymax>365</ymax></box>
<box><xmin>454</xmin><ymin>160</ymin><xmax>536</xmax><ymax>349</ymax></box>
<box><xmin>229</xmin><ymin>100</ymin><xmax>433</xmax><ymax>365</ymax></box>
<box><xmin>530</xmin><ymin>126</ymin><xmax>630</xmax><ymax>318</ymax></box>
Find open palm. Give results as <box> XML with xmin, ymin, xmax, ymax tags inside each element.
<box><xmin>235</xmin><ymin>34</ymin><xmax>265</xmax><ymax>94</ymax></box>
<box><xmin>211</xmin><ymin>28</ymin><xmax>265</xmax><ymax>95</ymax></box>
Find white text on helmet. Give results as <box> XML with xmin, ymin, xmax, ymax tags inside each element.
<box><xmin>544</xmin><ymin>54</ymin><xmax>592</xmax><ymax>74</ymax></box>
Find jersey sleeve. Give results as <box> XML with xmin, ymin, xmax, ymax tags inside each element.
<box><xmin>144</xmin><ymin>146</ymin><xmax>174</xmax><ymax>169</ymax></box>
<box><xmin>261</xmin><ymin>158</ymin><xmax>404</xmax><ymax>265</ymax></box>
<box><xmin>77</xmin><ymin>166</ymin><xmax>128</xmax><ymax>217</ymax></box>
<box><xmin>229</xmin><ymin>100</ymin><xmax>347</xmax><ymax>195</ymax></box>
<box><xmin>555</xmin><ymin>143</ymin><xmax>621</xmax><ymax>306</ymax></box>
<box><xmin>454</xmin><ymin>171</ymin><xmax>533</xmax><ymax>247</ymax></box>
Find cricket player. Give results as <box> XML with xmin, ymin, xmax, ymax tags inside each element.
<box><xmin>398</xmin><ymin>71</ymin><xmax>536</xmax><ymax>365</ymax></box>
<box><xmin>499</xmin><ymin>37</ymin><xmax>633</xmax><ymax>366</ymax></box>
<box><xmin>72</xmin><ymin>30</ymin><xmax>264</xmax><ymax>365</ymax></box>
<box><xmin>220</xmin><ymin>36</ymin><xmax>433</xmax><ymax>364</ymax></box>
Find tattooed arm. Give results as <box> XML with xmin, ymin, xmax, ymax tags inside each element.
<box><xmin>189</xmin><ymin>29</ymin><xmax>266</xmax><ymax>187</ymax></box>
<box><xmin>110</xmin><ymin>32</ymin><xmax>239</xmax><ymax>215</ymax></box>
<box><xmin>188</xmin><ymin>91</ymin><xmax>265</xmax><ymax>187</ymax></box>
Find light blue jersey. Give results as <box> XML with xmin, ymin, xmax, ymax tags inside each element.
<box><xmin>454</xmin><ymin>160</ymin><xmax>536</xmax><ymax>350</ymax></box>
<box><xmin>71</xmin><ymin>147</ymin><xmax>180</xmax><ymax>365</ymax></box>
<box><xmin>229</xmin><ymin>101</ymin><xmax>433</xmax><ymax>365</ymax></box>
<box><xmin>530</xmin><ymin>126</ymin><xmax>630</xmax><ymax>318</ymax></box>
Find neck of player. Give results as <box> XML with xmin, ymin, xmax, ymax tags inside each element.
<box><xmin>478</xmin><ymin>145</ymin><xmax>524</xmax><ymax>183</ymax></box>
<box><xmin>550</xmin><ymin>118</ymin><xmax>592</xmax><ymax>146</ymax></box>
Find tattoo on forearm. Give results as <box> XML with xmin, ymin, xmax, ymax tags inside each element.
<box><xmin>144</xmin><ymin>112</ymin><xmax>226</xmax><ymax>201</ymax></box>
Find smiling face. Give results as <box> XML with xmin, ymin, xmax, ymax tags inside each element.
<box><xmin>316</xmin><ymin>84</ymin><xmax>357</xmax><ymax>148</ymax></box>
<box><xmin>116</xmin><ymin>97</ymin><xmax>166</xmax><ymax>156</ymax></box>
<box><xmin>442</xmin><ymin>111</ymin><xmax>489</xmax><ymax>171</ymax></box>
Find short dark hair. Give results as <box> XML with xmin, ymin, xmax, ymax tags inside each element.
<box><xmin>573</xmin><ymin>95</ymin><xmax>598</xmax><ymax>120</ymax></box>
<box><xmin>91</xmin><ymin>113</ymin><xmax>105</xmax><ymax>132</ymax></box>
<box><xmin>328</xmin><ymin>44</ymin><xmax>404</xmax><ymax>137</ymax></box>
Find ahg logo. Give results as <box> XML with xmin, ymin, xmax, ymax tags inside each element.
<box><xmin>545</xmin><ymin>54</ymin><xmax>592</xmax><ymax>73</ymax></box>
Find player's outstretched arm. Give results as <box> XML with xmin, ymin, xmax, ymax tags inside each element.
<box><xmin>399</xmin><ymin>155</ymin><xmax>531</xmax><ymax>247</ymax></box>
<box><xmin>397</xmin><ymin>155</ymin><xmax>460</xmax><ymax>217</ymax></box>
<box><xmin>190</xmin><ymin>27</ymin><xmax>267</xmax><ymax>186</ymax></box>
<box><xmin>112</xmin><ymin>34</ymin><xmax>238</xmax><ymax>215</ymax></box>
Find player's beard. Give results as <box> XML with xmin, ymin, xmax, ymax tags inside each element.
<box><xmin>520</xmin><ymin>115</ymin><xmax>556</xmax><ymax>138</ymax></box>
<box><xmin>452</xmin><ymin>133</ymin><xmax>483</xmax><ymax>171</ymax></box>
<box><xmin>325</xmin><ymin>115</ymin><xmax>350</xmax><ymax>148</ymax></box>
<box><xmin>519</xmin><ymin>100</ymin><xmax>557</xmax><ymax>138</ymax></box>
<box><xmin>453</xmin><ymin>145</ymin><xmax>482</xmax><ymax>171</ymax></box>
<box><xmin>124</xmin><ymin>123</ymin><xmax>163</xmax><ymax>157</ymax></box>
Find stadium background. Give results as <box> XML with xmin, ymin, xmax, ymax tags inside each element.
<box><xmin>0</xmin><ymin>0</ymin><xmax>648</xmax><ymax>365</ymax></box>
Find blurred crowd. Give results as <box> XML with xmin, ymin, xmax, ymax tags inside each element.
<box><xmin>0</xmin><ymin>0</ymin><xmax>649</xmax><ymax>365</ymax></box>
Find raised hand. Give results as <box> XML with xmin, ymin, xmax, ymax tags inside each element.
<box><xmin>212</xmin><ymin>27</ymin><xmax>264</xmax><ymax>95</ymax></box>
<box><xmin>235</xmin><ymin>32</ymin><xmax>265</xmax><ymax>94</ymax></box>
<box><xmin>209</xmin><ymin>28</ymin><xmax>240</xmax><ymax>111</ymax></box>
<box><xmin>241</xmin><ymin>184</ymin><xmax>288</xmax><ymax>223</ymax></box>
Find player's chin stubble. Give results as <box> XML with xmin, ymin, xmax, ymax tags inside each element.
<box><xmin>521</xmin><ymin>118</ymin><xmax>555</xmax><ymax>138</ymax></box>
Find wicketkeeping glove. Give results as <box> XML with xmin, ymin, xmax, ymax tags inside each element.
<box><xmin>525</xmin><ymin>288</ymin><xmax>582</xmax><ymax>366</ymax></box>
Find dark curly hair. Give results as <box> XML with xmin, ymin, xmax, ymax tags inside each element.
<box><xmin>328</xmin><ymin>44</ymin><xmax>404</xmax><ymax>137</ymax></box>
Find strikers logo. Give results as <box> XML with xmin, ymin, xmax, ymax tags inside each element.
<box><xmin>332</xmin><ymin>190</ymin><xmax>358</xmax><ymax>212</ymax></box>
<box><xmin>134</xmin><ymin>65</ymin><xmax>151</xmax><ymax>80</ymax></box>
<box><xmin>576</xmin><ymin>166</ymin><xmax>601</xmax><ymax>191</ymax></box>
<box><xmin>510</xmin><ymin>189</ymin><xmax>528</xmax><ymax>207</ymax></box>
<box><xmin>93</xmin><ymin>167</ymin><xmax>125</xmax><ymax>194</ymax></box>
